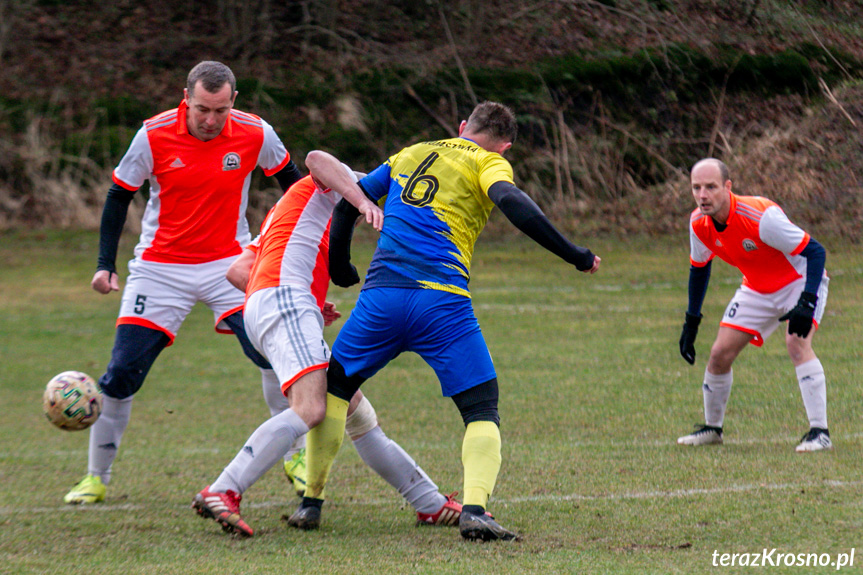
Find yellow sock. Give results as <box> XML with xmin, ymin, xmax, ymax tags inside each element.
<box><xmin>305</xmin><ymin>393</ymin><xmax>349</xmax><ymax>499</ymax></box>
<box><xmin>461</xmin><ymin>420</ymin><xmax>502</xmax><ymax>508</ymax></box>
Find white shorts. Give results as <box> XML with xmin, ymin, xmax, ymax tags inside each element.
<box><xmin>720</xmin><ymin>276</ymin><xmax>829</xmax><ymax>346</ymax></box>
<box><xmin>118</xmin><ymin>256</ymin><xmax>245</xmax><ymax>344</ymax></box>
<box><xmin>244</xmin><ymin>286</ymin><xmax>329</xmax><ymax>393</ymax></box>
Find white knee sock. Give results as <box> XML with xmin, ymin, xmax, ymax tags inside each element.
<box><xmin>261</xmin><ymin>369</ymin><xmax>289</xmax><ymax>417</ymax></box>
<box><xmin>796</xmin><ymin>359</ymin><xmax>828</xmax><ymax>429</ymax></box>
<box><xmin>703</xmin><ymin>369</ymin><xmax>733</xmax><ymax>428</ymax></box>
<box><xmin>210</xmin><ymin>408</ymin><xmax>309</xmax><ymax>495</ymax></box>
<box><xmin>260</xmin><ymin>368</ymin><xmax>306</xmax><ymax>459</ymax></box>
<box><xmin>351</xmin><ymin>426</ymin><xmax>445</xmax><ymax>514</ymax></box>
<box><xmin>87</xmin><ymin>395</ymin><xmax>133</xmax><ymax>485</ymax></box>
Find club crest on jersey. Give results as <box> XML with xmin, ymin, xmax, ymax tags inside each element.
<box><xmin>742</xmin><ymin>239</ymin><xmax>758</xmax><ymax>252</ymax></box>
<box><xmin>222</xmin><ymin>152</ymin><xmax>241</xmax><ymax>171</ymax></box>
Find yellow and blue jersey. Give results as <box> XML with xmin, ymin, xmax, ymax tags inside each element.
<box><xmin>359</xmin><ymin>137</ymin><xmax>514</xmax><ymax>298</ymax></box>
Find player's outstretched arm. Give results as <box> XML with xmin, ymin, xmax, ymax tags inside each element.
<box><xmin>306</xmin><ymin>150</ymin><xmax>383</xmax><ymax>231</ymax></box>
<box><xmin>93</xmin><ymin>183</ymin><xmax>136</xmax><ymax>294</ymax></box>
<box><xmin>487</xmin><ymin>181</ymin><xmax>598</xmax><ymax>273</ymax></box>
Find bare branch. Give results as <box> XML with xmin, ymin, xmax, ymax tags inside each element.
<box><xmin>819</xmin><ymin>77</ymin><xmax>857</xmax><ymax>127</ymax></box>
<box><xmin>403</xmin><ymin>83</ymin><xmax>457</xmax><ymax>138</ymax></box>
<box><xmin>594</xmin><ymin>116</ymin><xmax>685</xmax><ymax>176</ymax></box>
<box><xmin>437</xmin><ymin>3</ymin><xmax>478</xmax><ymax>107</ymax></box>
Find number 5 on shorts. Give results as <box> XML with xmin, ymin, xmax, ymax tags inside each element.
<box><xmin>134</xmin><ymin>294</ymin><xmax>147</xmax><ymax>315</ymax></box>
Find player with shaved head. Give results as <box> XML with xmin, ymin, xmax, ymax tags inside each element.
<box><xmin>677</xmin><ymin>158</ymin><xmax>831</xmax><ymax>452</ymax></box>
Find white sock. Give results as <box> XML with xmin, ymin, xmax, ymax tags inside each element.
<box><xmin>210</xmin><ymin>408</ymin><xmax>309</xmax><ymax>495</ymax></box>
<box><xmin>703</xmin><ymin>369</ymin><xmax>733</xmax><ymax>428</ymax></box>
<box><xmin>351</xmin><ymin>426</ymin><xmax>445</xmax><ymax>514</ymax></box>
<box><xmin>87</xmin><ymin>395</ymin><xmax>133</xmax><ymax>485</ymax></box>
<box><xmin>261</xmin><ymin>369</ymin><xmax>289</xmax><ymax>417</ymax></box>
<box><xmin>796</xmin><ymin>358</ymin><xmax>828</xmax><ymax>429</ymax></box>
<box><xmin>260</xmin><ymin>368</ymin><xmax>306</xmax><ymax>459</ymax></box>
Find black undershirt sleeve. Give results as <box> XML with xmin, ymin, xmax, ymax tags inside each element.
<box><xmin>487</xmin><ymin>181</ymin><xmax>595</xmax><ymax>271</ymax></box>
<box><xmin>799</xmin><ymin>237</ymin><xmax>826</xmax><ymax>295</ymax></box>
<box><xmin>273</xmin><ymin>160</ymin><xmax>303</xmax><ymax>192</ymax></box>
<box><xmin>687</xmin><ymin>261</ymin><xmax>712</xmax><ymax>317</ymax></box>
<box><xmin>97</xmin><ymin>183</ymin><xmax>136</xmax><ymax>274</ymax></box>
<box><xmin>328</xmin><ymin>197</ymin><xmax>363</xmax><ymax>287</ymax></box>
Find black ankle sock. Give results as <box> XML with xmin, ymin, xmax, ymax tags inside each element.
<box><xmin>463</xmin><ymin>504</ymin><xmax>485</xmax><ymax>516</ymax></box>
<box><xmin>300</xmin><ymin>497</ymin><xmax>324</xmax><ymax>510</ymax></box>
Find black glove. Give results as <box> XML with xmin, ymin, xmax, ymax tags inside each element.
<box><xmin>679</xmin><ymin>312</ymin><xmax>702</xmax><ymax>365</ymax></box>
<box><xmin>779</xmin><ymin>292</ymin><xmax>817</xmax><ymax>338</ymax></box>
<box><xmin>330</xmin><ymin>262</ymin><xmax>360</xmax><ymax>288</ymax></box>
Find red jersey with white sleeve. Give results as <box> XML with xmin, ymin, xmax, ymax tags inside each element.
<box><xmin>689</xmin><ymin>193</ymin><xmax>811</xmax><ymax>294</ymax></box>
<box><xmin>112</xmin><ymin>100</ymin><xmax>290</xmax><ymax>265</ymax></box>
<box><xmin>246</xmin><ymin>176</ymin><xmax>338</xmax><ymax>310</ymax></box>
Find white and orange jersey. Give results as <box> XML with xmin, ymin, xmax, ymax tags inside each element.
<box><xmin>112</xmin><ymin>100</ymin><xmax>290</xmax><ymax>265</ymax></box>
<box><xmin>689</xmin><ymin>193</ymin><xmax>815</xmax><ymax>294</ymax></box>
<box><xmin>246</xmin><ymin>176</ymin><xmax>339</xmax><ymax>310</ymax></box>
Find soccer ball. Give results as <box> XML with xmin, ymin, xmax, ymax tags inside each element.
<box><xmin>43</xmin><ymin>371</ymin><xmax>103</xmax><ymax>431</ymax></box>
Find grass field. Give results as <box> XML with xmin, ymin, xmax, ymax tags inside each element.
<box><xmin>1</xmin><ymin>229</ymin><xmax>861</xmax><ymax>574</ymax></box>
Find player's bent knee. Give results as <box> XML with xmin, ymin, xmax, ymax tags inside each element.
<box><xmin>785</xmin><ymin>336</ymin><xmax>814</xmax><ymax>364</ymax></box>
<box><xmin>707</xmin><ymin>347</ymin><xmax>736</xmax><ymax>373</ymax></box>
<box><xmin>99</xmin><ymin>366</ymin><xmax>146</xmax><ymax>400</ymax></box>
<box><xmin>345</xmin><ymin>396</ymin><xmax>378</xmax><ymax>438</ymax></box>
<box><xmin>100</xmin><ymin>324</ymin><xmax>170</xmax><ymax>399</ymax></box>
<box><xmin>327</xmin><ymin>356</ymin><xmax>365</xmax><ymax>402</ymax></box>
<box><xmin>452</xmin><ymin>378</ymin><xmax>500</xmax><ymax>427</ymax></box>
<box><xmin>292</xmin><ymin>397</ymin><xmax>327</xmax><ymax>428</ymax></box>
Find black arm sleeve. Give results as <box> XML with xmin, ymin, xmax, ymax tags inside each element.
<box><xmin>799</xmin><ymin>237</ymin><xmax>826</xmax><ymax>295</ymax></box>
<box><xmin>487</xmin><ymin>181</ymin><xmax>595</xmax><ymax>271</ymax></box>
<box><xmin>687</xmin><ymin>261</ymin><xmax>712</xmax><ymax>316</ymax></box>
<box><xmin>97</xmin><ymin>183</ymin><xmax>136</xmax><ymax>273</ymax></box>
<box><xmin>328</xmin><ymin>197</ymin><xmax>362</xmax><ymax>287</ymax></box>
<box><xmin>273</xmin><ymin>160</ymin><xmax>303</xmax><ymax>192</ymax></box>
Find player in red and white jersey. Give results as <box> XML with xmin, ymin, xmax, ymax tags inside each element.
<box><xmin>64</xmin><ymin>61</ymin><xmax>307</xmax><ymax>505</ymax></box>
<box><xmin>245</xmin><ymin>174</ymin><xmax>337</xmax><ymax>312</ymax></box>
<box><xmin>193</xmin><ymin>157</ymin><xmax>474</xmax><ymax>536</ymax></box>
<box><xmin>676</xmin><ymin>158</ymin><xmax>831</xmax><ymax>452</ymax></box>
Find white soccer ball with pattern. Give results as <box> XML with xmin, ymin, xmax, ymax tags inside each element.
<box><xmin>43</xmin><ymin>371</ymin><xmax>103</xmax><ymax>431</ymax></box>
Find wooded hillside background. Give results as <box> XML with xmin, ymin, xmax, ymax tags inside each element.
<box><xmin>1</xmin><ymin>0</ymin><xmax>861</xmax><ymax>239</ymax></box>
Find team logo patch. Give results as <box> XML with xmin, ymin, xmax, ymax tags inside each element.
<box><xmin>222</xmin><ymin>152</ymin><xmax>241</xmax><ymax>171</ymax></box>
<box><xmin>742</xmin><ymin>239</ymin><xmax>758</xmax><ymax>252</ymax></box>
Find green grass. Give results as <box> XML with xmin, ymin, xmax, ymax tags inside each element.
<box><xmin>1</xmin><ymin>230</ymin><xmax>861</xmax><ymax>574</ymax></box>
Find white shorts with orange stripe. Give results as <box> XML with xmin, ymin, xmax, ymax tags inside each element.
<box><xmin>244</xmin><ymin>285</ymin><xmax>329</xmax><ymax>393</ymax></box>
<box><xmin>719</xmin><ymin>276</ymin><xmax>829</xmax><ymax>346</ymax></box>
<box><xmin>117</xmin><ymin>256</ymin><xmax>245</xmax><ymax>344</ymax></box>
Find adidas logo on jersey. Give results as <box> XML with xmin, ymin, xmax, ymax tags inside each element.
<box><xmin>170</xmin><ymin>157</ymin><xmax>185</xmax><ymax>168</ymax></box>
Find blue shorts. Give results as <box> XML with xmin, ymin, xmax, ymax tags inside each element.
<box><xmin>332</xmin><ymin>287</ymin><xmax>497</xmax><ymax>397</ymax></box>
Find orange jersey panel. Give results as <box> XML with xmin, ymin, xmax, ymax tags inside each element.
<box><xmin>246</xmin><ymin>176</ymin><xmax>337</xmax><ymax>309</ymax></box>
<box><xmin>689</xmin><ymin>193</ymin><xmax>810</xmax><ymax>294</ymax></box>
